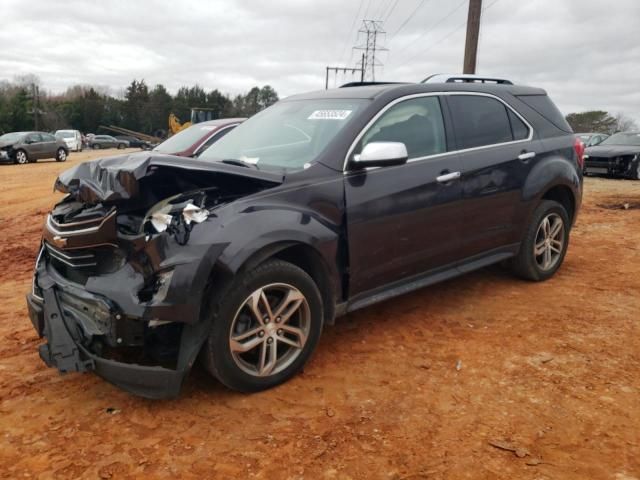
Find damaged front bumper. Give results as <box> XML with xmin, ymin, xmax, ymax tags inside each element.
<box><xmin>584</xmin><ymin>154</ymin><xmax>639</xmax><ymax>178</ymax></box>
<box><xmin>27</xmin><ymin>239</ymin><xmax>221</xmax><ymax>399</ymax></box>
<box><xmin>27</xmin><ymin>260</ymin><xmax>213</xmax><ymax>398</ymax></box>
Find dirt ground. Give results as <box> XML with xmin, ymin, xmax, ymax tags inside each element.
<box><xmin>0</xmin><ymin>150</ymin><xmax>639</xmax><ymax>480</ymax></box>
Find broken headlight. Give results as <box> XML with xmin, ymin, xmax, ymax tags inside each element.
<box><xmin>143</xmin><ymin>194</ymin><xmax>211</xmax><ymax>245</ymax></box>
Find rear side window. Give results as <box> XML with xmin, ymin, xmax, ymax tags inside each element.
<box><xmin>516</xmin><ymin>94</ymin><xmax>572</xmax><ymax>132</ymax></box>
<box><xmin>447</xmin><ymin>95</ymin><xmax>514</xmax><ymax>149</ymax></box>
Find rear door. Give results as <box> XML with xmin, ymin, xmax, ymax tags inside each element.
<box><xmin>40</xmin><ymin>133</ymin><xmax>58</xmax><ymax>158</ymax></box>
<box><xmin>444</xmin><ymin>93</ymin><xmax>537</xmax><ymax>258</ymax></box>
<box><xmin>344</xmin><ymin>94</ymin><xmax>464</xmax><ymax>296</ymax></box>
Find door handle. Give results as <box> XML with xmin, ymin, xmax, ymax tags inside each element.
<box><xmin>518</xmin><ymin>151</ymin><xmax>536</xmax><ymax>161</ymax></box>
<box><xmin>436</xmin><ymin>171</ymin><xmax>461</xmax><ymax>183</ymax></box>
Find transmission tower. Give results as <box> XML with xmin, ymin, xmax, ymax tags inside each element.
<box><xmin>353</xmin><ymin>20</ymin><xmax>388</xmax><ymax>82</ymax></box>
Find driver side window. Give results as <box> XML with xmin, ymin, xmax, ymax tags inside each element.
<box><xmin>26</xmin><ymin>133</ymin><xmax>42</xmax><ymax>143</ymax></box>
<box><xmin>356</xmin><ymin>96</ymin><xmax>447</xmax><ymax>159</ymax></box>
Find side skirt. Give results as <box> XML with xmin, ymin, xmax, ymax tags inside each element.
<box><xmin>340</xmin><ymin>243</ymin><xmax>520</xmax><ymax>315</ymax></box>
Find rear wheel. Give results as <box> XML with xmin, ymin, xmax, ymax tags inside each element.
<box><xmin>92</xmin><ymin>144</ymin><xmax>100</xmax><ymax>150</ymax></box>
<box><xmin>202</xmin><ymin>259</ymin><xmax>323</xmax><ymax>392</ymax></box>
<box><xmin>511</xmin><ymin>200</ymin><xmax>570</xmax><ymax>281</ymax></box>
<box><xmin>15</xmin><ymin>149</ymin><xmax>28</xmax><ymax>164</ymax></box>
<box><xmin>55</xmin><ymin>148</ymin><xmax>67</xmax><ymax>162</ymax></box>
<box><xmin>117</xmin><ymin>143</ymin><xmax>125</xmax><ymax>149</ymax></box>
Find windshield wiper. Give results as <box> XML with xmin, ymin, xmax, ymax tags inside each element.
<box><xmin>220</xmin><ymin>158</ymin><xmax>259</xmax><ymax>170</ymax></box>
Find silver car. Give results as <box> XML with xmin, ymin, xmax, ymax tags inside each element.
<box><xmin>0</xmin><ymin>131</ymin><xmax>69</xmax><ymax>164</ymax></box>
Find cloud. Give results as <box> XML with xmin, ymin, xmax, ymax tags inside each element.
<box><xmin>0</xmin><ymin>0</ymin><xmax>638</xmax><ymax>123</ymax></box>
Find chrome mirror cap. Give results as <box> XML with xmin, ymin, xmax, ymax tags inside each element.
<box><xmin>352</xmin><ymin>142</ymin><xmax>408</xmax><ymax>168</ymax></box>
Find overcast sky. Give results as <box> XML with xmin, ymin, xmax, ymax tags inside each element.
<box><xmin>1</xmin><ymin>0</ymin><xmax>639</xmax><ymax>123</ymax></box>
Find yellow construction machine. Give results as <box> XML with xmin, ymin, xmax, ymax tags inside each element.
<box><xmin>168</xmin><ymin>108</ymin><xmax>218</xmax><ymax>135</ymax></box>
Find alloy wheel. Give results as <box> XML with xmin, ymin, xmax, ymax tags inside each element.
<box><xmin>533</xmin><ymin>213</ymin><xmax>565</xmax><ymax>271</ymax></box>
<box><xmin>16</xmin><ymin>151</ymin><xmax>27</xmax><ymax>164</ymax></box>
<box><xmin>229</xmin><ymin>283</ymin><xmax>311</xmax><ymax>377</ymax></box>
<box><xmin>57</xmin><ymin>149</ymin><xmax>67</xmax><ymax>161</ymax></box>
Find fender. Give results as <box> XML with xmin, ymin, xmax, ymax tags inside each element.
<box><xmin>519</xmin><ymin>151</ymin><xmax>582</xmax><ymax>231</ymax></box>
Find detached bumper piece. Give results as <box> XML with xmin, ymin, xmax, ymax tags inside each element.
<box><xmin>27</xmin><ymin>269</ymin><xmax>207</xmax><ymax>399</ymax></box>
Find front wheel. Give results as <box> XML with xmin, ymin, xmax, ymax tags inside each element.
<box><xmin>511</xmin><ymin>200</ymin><xmax>570</xmax><ymax>281</ymax></box>
<box><xmin>202</xmin><ymin>259</ymin><xmax>323</xmax><ymax>392</ymax></box>
<box><xmin>15</xmin><ymin>149</ymin><xmax>28</xmax><ymax>164</ymax></box>
<box><xmin>92</xmin><ymin>144</ymin><xmax>100</xmax><ymax>150</ymax></box>
<box><xmin>55</xmin><ymin>148</ymin><xmax>67</xmax><ymax>162</ymax></box>
<box><xmin>117</xmin><ymin>143</ymin><xmax>126</xmax><ymax>149</ymax></box>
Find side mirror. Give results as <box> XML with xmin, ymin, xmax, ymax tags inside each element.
<box><xmin>351</xmin><ymin>142</ymin><xmax>408</xmax><ymax>169</ymax></box>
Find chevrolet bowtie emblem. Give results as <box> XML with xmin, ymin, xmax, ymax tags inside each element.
<box><xmin>52</xmin><ymin>235</ymin><xmax>68</xmax><ymax>248</ymax></box>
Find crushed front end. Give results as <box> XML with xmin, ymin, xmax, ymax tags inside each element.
<box><xmin>27</xmin><ymin>153</ymin><xmax>281</xmax><ymax>398</ymax></box>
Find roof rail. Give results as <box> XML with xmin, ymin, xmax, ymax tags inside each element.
<box><xmin>339</xmin><ymin>81</ymin><xmax>408</xmax><ymax>88</ymax></box>
<box><xmin>421</xmin><ymin>74</ymin><xmax>513</xmax><ymax>85</ymax></box>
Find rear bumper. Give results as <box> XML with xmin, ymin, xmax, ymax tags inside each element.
<box><xmin>27</xmin><ymin>264</ymin><xmax>209</xmax><ymax>399</ymax></box>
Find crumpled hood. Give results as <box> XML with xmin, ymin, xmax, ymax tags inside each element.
<box><xmin>585</xmin><ymin>145</ymin><xmax>640</xmax><ymax>157</ymax></box>
<box><xmin>54</xmin><ymin>152</ymin><xmax>284</xmax><ymax>204</ymax></box>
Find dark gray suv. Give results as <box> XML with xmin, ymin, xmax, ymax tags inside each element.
<box><xmin>27</xmin><ymin>75</ymin><xmax>583</xmax><ymax>398</ymax></box>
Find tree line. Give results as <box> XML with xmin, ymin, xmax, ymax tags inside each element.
<box><xmin>0</xmin><ymin>76</ymin><xmax>278</xmax><ymax>137</ymax></box>
<box><xmin>565</xmin><ymin>110</ymin><xmax>637</xmax><ymax>134</ymax></box>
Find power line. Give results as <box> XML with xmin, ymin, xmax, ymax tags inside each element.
<box><xmin>390</xmin><ymin>0</ymin><xmax>468</xmax><ymax>67</ymax></box>
<box><xmin>393</xmin><ymin>0</ymin><xmax>502</xmax><ymax>70</ymax></box>
<box><xmin>389</xmin><ymin>0</ymin><xmax>430</xmax><ymax>40</ymax></box>
<box><xmin>382</xmin><ymin>0</ymin><xmax>400</xmax><ymax>23</ymax></box>
<box><xmin>339</xmin><ymin>0</ymin><xmax>366</xmax><ymax>64</ymax></box>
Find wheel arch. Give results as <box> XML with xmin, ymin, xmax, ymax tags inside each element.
<box><xmin>541</xmin><ymin>184</ymin><xmax>576</xmax><ymax>224</ymax></box>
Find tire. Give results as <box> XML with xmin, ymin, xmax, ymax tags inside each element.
<box><xmin>55</xmin><ymin>148</ymin><xmax>67</xmax><ymax>162</ymax></box>
<box><xmin>92</xmin><ymin>144</ymin><xmax>100</xmax><ymax>150</ymax></box>
<box><xmin>117</xmin><ymin>143</ymin><xmax>125</xmax><ymax>149</ymax></box>
<box><xmin>511</xmin><ymin>200</ymin><xmax>570</xmax><ymax>281</ymax></box>
<box><xmin>202</xmin><ymin>259</ymin><xmax>323</xmax><ymax>392</ymax></box>
<box><xmin>14</xmin><ymin>149</ymin><xmax>28</xmax><ymax>164</ymax></box>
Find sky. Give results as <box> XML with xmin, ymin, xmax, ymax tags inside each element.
<box><xmin>1</xmin><ymin>0</ymin><xmax>639</xmax><ymax>123</ymax></box>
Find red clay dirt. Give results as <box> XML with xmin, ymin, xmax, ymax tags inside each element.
<box><xmin>0</xmin><ymin>151</ymin><xmax>639</xmax><ymax>479</ymax></box>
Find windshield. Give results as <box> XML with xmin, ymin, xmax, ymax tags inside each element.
<box><xmin>154</xmin><ymin>124</ymin><xmax>217</xmax><ymax>154</ymax></box>
<box><xmin>600</xmin><ymin>132</ymin><xmax>640</xmax><ymax>146</ymax></box>
<box><xmin>0</xmin><ymin>132</ymin><xmax>24</xmax><ymax>143</ymax></box>
<box><xmin>199</xmin><ymin>99</ymin><xmax>368</xmax><ymax>172</ymax></box>
<box><xmin>56</xmin><ymin>131</ymin><xmax>75</xmax><ymax>138</ymax></box>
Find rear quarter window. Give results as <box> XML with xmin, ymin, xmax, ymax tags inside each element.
<box><xmin>516</xmin><ymin>94</ymin><xmax>572</xmax><ymax>133</ymax></box>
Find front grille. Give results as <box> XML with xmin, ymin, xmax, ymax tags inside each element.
<box><xmin>45</xmin><ymin>242</ymin><xmax>97</xmax><ymax>268</ymax></box>
<box><xmin>48</xmin><ymin>207</ymin><xmax>116</xmax><ymax>235</ymax></box>
<box><xmin>45</xmin><ymin>242</ymin><xmax>127</xmax><ymax>284</ymax></box>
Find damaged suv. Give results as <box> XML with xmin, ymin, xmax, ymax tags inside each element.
<box><xmin>28</xmin><ymin>77</ymin><xmax>583</xmax><ymax>398</ymax></box>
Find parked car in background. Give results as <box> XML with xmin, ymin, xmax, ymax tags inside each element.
<box><xmin>89</xmin><ymin>135</ymin><xmax>129</xmax><ymax>149</ymax></box>
<box><xmin>115</xmin><ymin>135</ymin><xmax>154</xmax><ymax>150</ymax></box>
<box><xmin>152</xmin><ymin>118</ymin><xmax>244</xmax><ymax>157</ymax></box>
<box><xmin>584</xmin><ymin>132</ymin><xmax>640</xmax><ymax>179</ymax></box>
<box><xmin>28</xmin><ymin>76</ymin><xmax>583</xmax><ymax>398</ymax></box>
<box><xmin>55</xmin><ymin>129</ymin><xmax>83</xmax><ymax>152</ymax></box>
<box><xmin>577</xmin><ymin>132</ymin><xmax>609</xmax><ymax>147</ymax></box>
<box><xmin>0</xmin><ymin>131</ymin><xmax>68</xmax><ymax>164</ymax></box>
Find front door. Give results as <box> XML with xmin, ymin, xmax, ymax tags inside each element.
<box><xmin>24</xmin><ymin>133</ymin><xmax>44</xmax><ymax>159</ymax></box>
<box><xmin>344</xmin><ymin>95</ymin><xmax>464</xmax><ymax>297</ymax></box>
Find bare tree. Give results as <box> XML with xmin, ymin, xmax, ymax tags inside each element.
<box><xmin>613</xmin><ymin>112</ymin><xmax>639</xmax><ymax>133</ymax></box>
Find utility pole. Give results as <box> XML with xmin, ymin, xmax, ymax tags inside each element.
<box><xmin>353</xmin><ymin>20</ymin><xmax>388</xmax><ymax>81</ymax></box>
<box><xmin>463</xmin><ymin>0</ymin><xmax>482</xmax><ymax>74</ymax></box>
<box><xmin>325</xmin><ymin>58</ymin><xmax>365</xmax><ymax>89</ymax></box>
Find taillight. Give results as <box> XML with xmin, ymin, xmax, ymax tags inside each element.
<box><xmin>574</xmin><ymin>137</ymin><xmax>585</xmax><ymax>169</ymax></box>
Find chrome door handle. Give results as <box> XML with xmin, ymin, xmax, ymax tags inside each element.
<box><xmin>518</xmin><ymin>151</ymin><xmax>536</xmax><ymax>161</ymax></box>
<box><xmin>436</xmin><ymin>171</ymin><xmax>461</xmax><ymax>183</ymax></box>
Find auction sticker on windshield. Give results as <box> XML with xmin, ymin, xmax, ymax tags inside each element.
<box><xmin>308</xmin><ymin>110</ymin><xmax>352</xmax><ymax>120</ymax></box>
